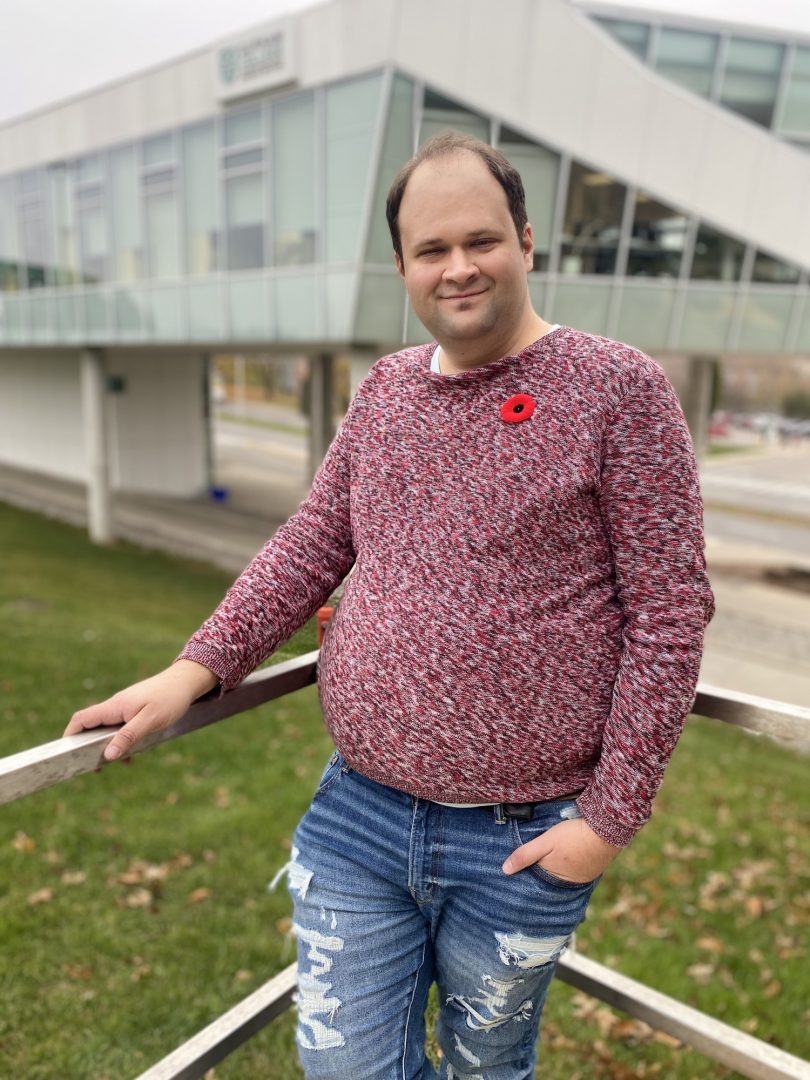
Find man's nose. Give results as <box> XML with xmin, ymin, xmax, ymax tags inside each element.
<box><xmin>442</xmin><ymin>248</ymin><xmax>479</xmax><ymax>283</ymax></box>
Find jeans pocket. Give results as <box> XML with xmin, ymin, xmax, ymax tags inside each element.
<box><xmin>509</xmin><ymin>813</ymin><xmax>600</xmax><ymax>891</ymax></box>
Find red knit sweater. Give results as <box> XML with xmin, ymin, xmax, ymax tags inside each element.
<box><xmin>180</xmin><ymin>327</ymin><xmax>715</xmax><ymax>847</ymax></box>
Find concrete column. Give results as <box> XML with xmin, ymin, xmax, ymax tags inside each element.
<box><xmin>308</xmin><ymin>353</ymin><xmax>335</xmax><ymax>481</ymax></box>
<box><xmin>683</xmin><ymin>355</ymin><xmax>717</xmax><ymax>462</ymax></box>
<box><xmin>201</xmin><ymin>354</ymin><xmax>215</xmax><ymax>493</ymax></box>
<box><xmin>79</xmin><ymin>348</ymin><xmax>112</xmax><ymax>544</ymax></box>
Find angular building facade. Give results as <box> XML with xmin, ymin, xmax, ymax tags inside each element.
<box><xmin>1</xmin><ymin>0</ymin><xmax>808</xmax><ymax>524</ymax></box>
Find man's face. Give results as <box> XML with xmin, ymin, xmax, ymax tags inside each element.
<box><xmin>395</xmin><ymin>152</ymin><xmax>534</xmax><ymax>351</ymax></box>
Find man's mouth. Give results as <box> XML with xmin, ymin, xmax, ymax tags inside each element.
<box><xmin>440</xmin><ymin>289</ymin><xmax>486</xmax><ymax>301</ymax></box>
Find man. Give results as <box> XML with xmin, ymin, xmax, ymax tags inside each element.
<box><xmin>66</xmin><ymin>133</ymin><xmax>715</xmax><ymax>1079</ymax></box>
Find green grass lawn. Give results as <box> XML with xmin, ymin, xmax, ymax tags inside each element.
<box><xmin>1</xmin><ymin>502</ymin><xmax>808</xmax><ymax>1079</ymax></box>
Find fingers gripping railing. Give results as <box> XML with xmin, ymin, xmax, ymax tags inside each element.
<box><xmin>3</xmin><ymin>664</ymin><xmax>810</xmax><ymax>1080</ymax></box>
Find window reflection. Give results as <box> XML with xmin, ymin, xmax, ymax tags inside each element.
<box><xmin>142</xmin><ymin>139</ymin><xmax>179</xmax><ymax>279</ymax></box>
<box><xmin>499</xmin><ymin>127</ymin><xmax>559</xmax><ymax>273</ymax></box>
<box><xmin>75</xmin><ymin>156</ymin><xmax>109</xmax><ymax>284</ymax></box>
<box><xmin>273</xmin><ymin>93</ymin><xmax>317</xmax><ymax>265</ymax></box>
<box><xmin>655</xmin><ymin>28</ymin><xmax>718</xmax><ymax>97</ymax></box>
<box><xmin>183</xmin><ymin>122</ymin><xmax>219</xmax><ymax>274</ymax></box>
<box><xmin>690</xmin><ymin>224</ymin><xmax>746</xmax><ymax>281</ymax></box>
<box><xmin>627</xmin><ymin>193</ymin><xmax>687</xmax><ymax>277</ymax></box>
<box><xmin>719</xmin><ymin>37</ymin><xmax>784</xmax><ymax>128</ymax></box>
<box><xmin>779</xmin><ymin>46</ymin><xmax>810</xmax><ymax>138</ymax></box>
<box><xmin>561</xmin><ymin>163</ymin><xmax>626</xmax><ymax>275</ymax></box>
<box><xmin>751</xmin><ymin>250</ymin><xmax>801</xmax><ymax>284</ymax></box>
<box><xmin>595</xmin><ymin>17</ymin><xmax>650</xmax><ymax>62</ymax></box>
<box><xmin>223</xmin><ymin>106</ymin><xmax>266</xmax><ymax>271</ymax></box>
<box><xmin>17</xmin><ymin>170</ymin><xmax>50</xmax><ymax>288</ymax></box>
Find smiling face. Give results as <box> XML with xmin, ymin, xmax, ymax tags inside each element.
<box><xmin>395</xmin><ymin>150</ymin><xmax>538</xmax><ymax>370</ymax></box>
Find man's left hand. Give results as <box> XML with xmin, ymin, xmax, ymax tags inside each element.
<box><xmin>502</xmin><ymin>816</ymin><xmax>621</xmax><ymax>883</ymax></box>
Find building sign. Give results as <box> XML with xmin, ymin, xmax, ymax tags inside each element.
<box><xmin>215</xmin><ymin>17</ymin><xmax>297</xmax><ymax>101</ymax></box>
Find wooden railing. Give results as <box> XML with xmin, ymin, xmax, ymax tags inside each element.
<box><xmin>2</xmin><ymin>654</ymin><xmax>809</xmax><ymax>1080</ymax></box>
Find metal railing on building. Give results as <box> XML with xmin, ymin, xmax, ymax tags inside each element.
<box><xmin>2</xmin><ymin>653</ymin><xmax>809</xmax><ymax>1080</ymax></box>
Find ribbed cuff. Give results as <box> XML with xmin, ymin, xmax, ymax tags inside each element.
<box><xmin>175</xmin><ymin>643</ymin><xmax>239</xmax><ymax>695</ymax></box>
<box><xmin>575</xmin><ymin>787</ymin><xmax>641</xmax><ymax>849</ymax></box>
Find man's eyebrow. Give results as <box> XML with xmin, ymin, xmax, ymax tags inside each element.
<box><xmin>413</xmin><ymin>229</ymin><xmax>502</xmax><ymax>248</ymax></box>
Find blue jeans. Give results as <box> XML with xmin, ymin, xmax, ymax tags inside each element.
<box><xmin>279</xmin><ymin>753</ymin><xmax>600</xmax><ymax>1080</ymax></box>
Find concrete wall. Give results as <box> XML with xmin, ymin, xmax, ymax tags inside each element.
<box><xmin>0</xmin><ymin>352</ymin><xmax>85</xmax><ymax>481</ymax></box>
<box><xmin>0</xmin><ymin>351</ymin><xmax>207</xmax><ymax>496</ymax></box>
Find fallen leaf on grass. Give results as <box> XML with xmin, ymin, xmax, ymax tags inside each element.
<box><xmin>696</xmin><ymin>935</ymin><xmax>725</xmax><ymax>955</ymax></box>
<box><xmin>64</xmin><ymin>964</ymin><xmax>93</xmax><ymax>980</ymax></box>
<box><xmin>652</xmin><ymin>1030</ymin><xmax>682</xmax><ymax>1048</ymax></box>
<box><xmin>686</xmin><ymin>962</ymin><xmax>715</xmax><ymax>984</ymax></box>
<box><xmin>61</xmin><ymin>870</ymin><xmax>87</xmax><ymax>885</ymax></box>
<box><xmin>123</xmin><ymin>888</ymin><xmax>153</xmax><ymax>909</ymax></box>
<box><xmin>744</xmin><ymin>896</ymin><xmax>765</xmax><ymax>918</ymax></box>
<box><xmin>188</xmin><ymin>887</ymin><xmax>212</xmax><ymax>904</ymax></box>
<box><xmin>762</xmin><ymin>979</ymin><xmax>782</xmax><ymax>999</ymax></box>
<box><xmin>12</xmin><ymin>831</ymin><xmax>35</xmax><ymax>853</ymax></box>
<box><xmin>275</xmin><ymin>916</ymin><xmax>293</xmax><ymax>935</ymax></box>
<box><xmin>215</xmin><ymin>786</ymin><xmax>230</xmax><ymax>809</ymax></box>
<box><xmin>27</xmin><ymin>888</ymin><xmax>53</xmax><ymax>906</ymax></box>
<box><xmin>234</xmin><ymin>969</ymin><xmax>252</xmax><ymax>983</ymax></box>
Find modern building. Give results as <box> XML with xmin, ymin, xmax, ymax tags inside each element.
<box><xmin>1</xmin><ymin>0</ymin><xmax>808</xmax><ymax>539</ymax></box>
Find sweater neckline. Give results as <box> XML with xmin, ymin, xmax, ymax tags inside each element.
<box><xmin>419</xmin><ymin>324</ymin><xmax>567</xmax><ymax>387</ymax></box>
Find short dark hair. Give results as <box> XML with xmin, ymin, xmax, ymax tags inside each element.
<box><xmin>385</xmin><ymin>132</ymin><xmax>528</xmax><ymax>263</ymax></box>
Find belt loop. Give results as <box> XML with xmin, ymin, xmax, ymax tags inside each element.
<box><xmin>494</xmin><ymin>803</ymin><xmax>506</xmax><ymax>825</ymax></box>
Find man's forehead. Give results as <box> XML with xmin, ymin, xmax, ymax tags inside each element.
<box><xmin>399</xmin><ymin>152</ymin><xmax>510</xmax><ymax>235</ymax></box>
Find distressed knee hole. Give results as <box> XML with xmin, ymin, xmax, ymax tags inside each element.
<box><xmin>495</xmin><ymin>931</ymin><xmax>571</xmax><ymax>969</ymax></box>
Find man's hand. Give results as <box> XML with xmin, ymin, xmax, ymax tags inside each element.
<box><xmin>502</xmin><ymin>816</ymin><xmax>620</xmax><ymax>883</ymax></box>
<box><xmin>63</xmin><ymin>660</ymin><xmax>218</xmax><ymax>762</ymax></box>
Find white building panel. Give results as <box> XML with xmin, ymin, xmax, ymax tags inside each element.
<box><xmin>0</xmin><ymin>354</ymin><xmax>85</xmax><ymax>481</ymax></box>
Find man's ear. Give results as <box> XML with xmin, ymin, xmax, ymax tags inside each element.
<box><xmin>395</xmin><ymin>252</ymin><xmax>405</xmax><ymax>279</ymax></box>
<box><xmin>521</xmin><ymin>224</ymin><xmax>535</xmax><ymax>271</ymax></box>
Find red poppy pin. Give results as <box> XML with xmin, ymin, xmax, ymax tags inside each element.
<box><xmin>500</xmin><ymin>394</ymin><xmax>536</xmax><ymax>423</ymax></box>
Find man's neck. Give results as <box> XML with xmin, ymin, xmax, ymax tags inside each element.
<box><xmin>438</xmin><ymin>313</ymin><xmax>553</xmax><ymax>375</ymax></box>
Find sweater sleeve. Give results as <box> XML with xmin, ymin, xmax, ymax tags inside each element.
<box><xmin>176</xmin><ymin>399</ymin><xmax>358</xmax><ymax>691</ymax></box>
<box><xmin>576</xmin><ymin>366</ymin><xmax>715</xmax><ymax>847</ymax></box>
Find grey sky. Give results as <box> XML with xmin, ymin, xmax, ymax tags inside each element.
<box><xmin>1</xmin><ymin>0</ymin><xmax>809</xmax><ymax>126</ymax></box>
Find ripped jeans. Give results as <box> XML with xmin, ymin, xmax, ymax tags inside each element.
<box><xmin>277</xmin><ymin>753</ymin><xmax>600</xmax><ymax>1080</ymax></box>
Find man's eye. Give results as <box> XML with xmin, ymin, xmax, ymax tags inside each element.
<box><xmin>472</xmin><ymin>238</ymin><xmax>496</xmax><ymax>248</ymax></box>
<box><xmin>419</xmin><ymin>249</ymin><xmax>442</xmax><ymax>258</ymax></box>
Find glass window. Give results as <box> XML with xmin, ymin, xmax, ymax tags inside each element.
<box><xmin>594</xmin><ymin>17</ymin><xmax>650</xmax><ymax>62</ymax></box>
<box><xmin>325</xmin><ymin>72</ymin><xmax>384</xmax><ymax>263</ymax></box>
<box><xmin>143</xmin><ymin>133</ymin><xmax>174</xmax><ymax>166</ymax></box>
<box><xmin>499</xmin><ymin>128</ymin><xmax>560</xmax><ymax>272</ymax></box>
<box><xmin>75</xmin><ymin>156</ymin><xmax>109</xmax><ymax>284</ymax></box>
<box><xmin>654</xmin><ymin>28</ymin><xmax>718</xmax><ymax>98</ymax></box>
<box><xmin>183</xmin><ymin>121</ymin><xmax>219</xmax><ymax>274</ymax></box>
<box><xmin>719</xmin><ymin>37</ymin><xmax>784</xmax><ymax>128</ymax></box>
<box><xmin>226</xmin><ymin>172</ymin><xmax>265</xmax><ymax>270</ymax></box>
<box><xmin>751</xmin><ymin>250</ymin><xmax>801</xmax><ymax>284</ymax></box>
<box><xmin>17</xmin><ymin>170</ymin><xmax>50</xmax><ymax>288</ymax></box>
<box><xmin>110</xmin><ymin>145</ymin><xmax>144</xmax><ymax>281</ymax></box>
<box><xmin>145</xmin><ymin>191</ymin><xmax>179</xmax><ymax>279</ymax></box>
<box><xmin>779</xmin><ymin>46</ymin><xmax>810</xmax><ymax>137</ymax></box>
<box><xmin>0</xmin><ymin>177</ymin><xmax>22</xmax><ymax>291</ymax></box>
<box><xmin>690</xmin><ymin>224</ymin><xmax>746</xmax><ymax>281</ymax></box>
<box><xmin>366</xmin><ymin>74</ymin><xmax>415</xmax><ymax>263</ymax></box>
<box><xmin>224</xmin><ymin>107</ymin><xmax>263</xmax><ymax>148</ymax></box>
<box><xmin>626</xmin><ymin>193</ymin><xmax>688</xmax><ymax>277</ymax></box>
<box><xmin>419</xmin><ymin>88</ymin><xmax>489</xmax><ymax>145</ymax></box>
<box><xmin>560</xmin><ymin>162</ymin><xmax>626</xmax><ymax>275</ymax></box>
<box><xmin>273</xmin><ymin>93</ymin><xmax>317</xmax><ymax>265</ymax></box>
<box><xmin>49</xmin><ymin>164</ymin><xmax>80</xmax><ymax>286</ymax></box>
